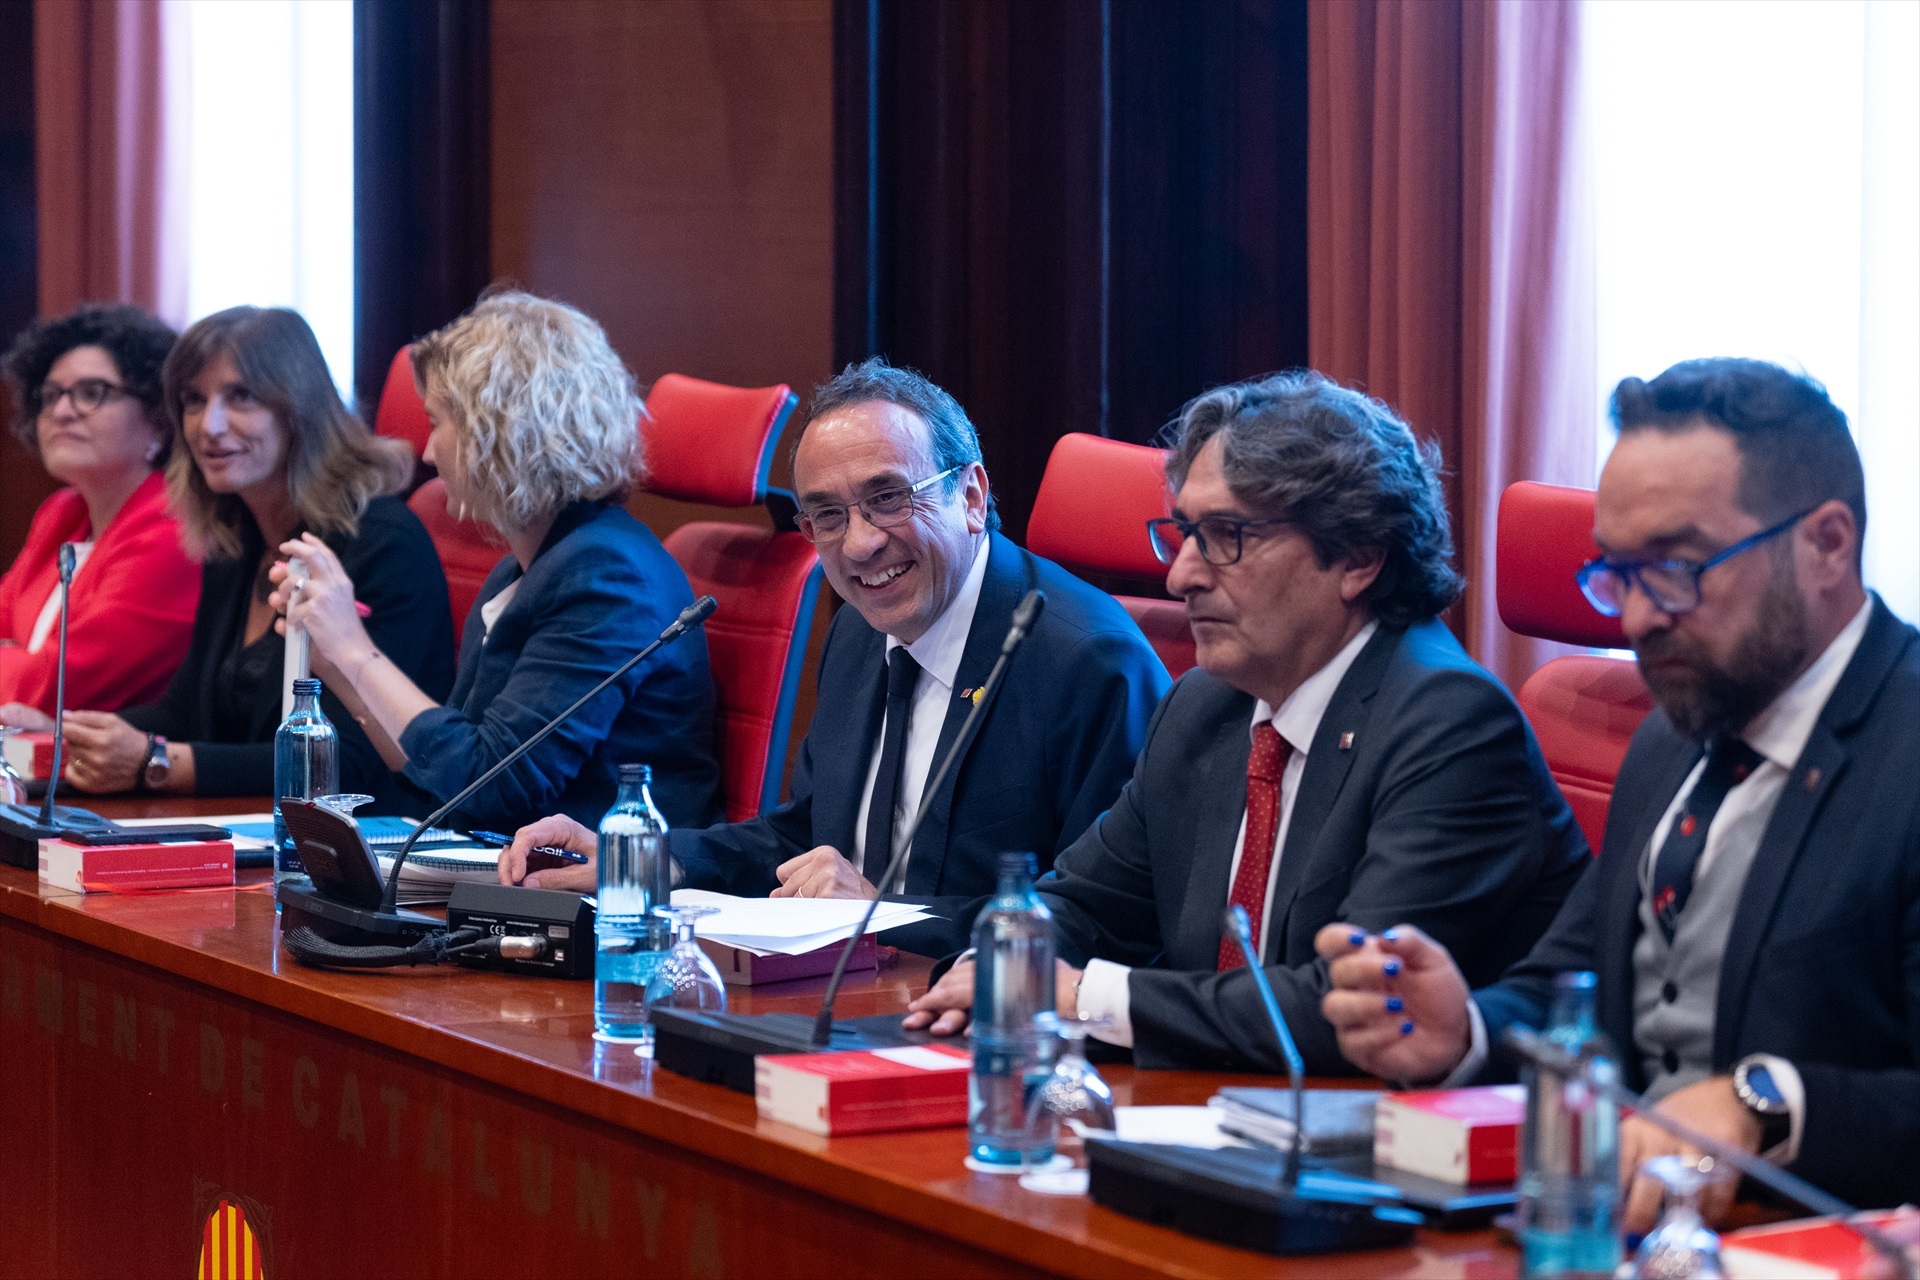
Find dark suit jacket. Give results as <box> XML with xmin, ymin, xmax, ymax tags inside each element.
<box><xmin>1039</xmin><ymin>618</ymin><xmax>1590</xmax><ymax>1075</ymax></box>
<box><xmin>122</xmin><ymin>496</ymin><xmax>454</xmax><ymax>808</ymax></box>
<box><xmin>399</xmin><ymin>500</ymin><xmax>723</xmax><ymax>832</ymax></box>
<box><xmin>670</xmin><ymin>531</ymin><xmax>1170</xmax><ymax>955</ymax></box>
<box><xmin>1475</xmin><ymin>597</ymin><xmax>1920</xmax><ymax>1210</ymax></box>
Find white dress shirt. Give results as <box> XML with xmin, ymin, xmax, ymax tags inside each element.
<box><xmin>1077</xmin><ymin>620</ymin><xmax>1379</xmax><ymax>1046</ymax></box>
<box><xmin>1450</xmin><ymin>597</ymin><xmax>1872</xmax><ymax>1163</ymax></box>
<box><xmin>850</xmin><ymin>535</ymin><xmax>992</xmax><ymax>886</ymax></box>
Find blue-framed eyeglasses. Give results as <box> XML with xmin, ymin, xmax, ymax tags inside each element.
<box><xmin>1575</xmin><ymin>508</ymin><xmax>1814</xmax><ymax>617</ymax></box>
<box><xmin>1145</xmin><ymin>515</ymin><xmax>1295</xmax><ymax>567</ymax></box>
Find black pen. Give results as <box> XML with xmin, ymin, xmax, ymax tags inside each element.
<box><xmin>469</xmin><ymin>830</ymin><xmax>588</xmax><ymax>864</ymax></box>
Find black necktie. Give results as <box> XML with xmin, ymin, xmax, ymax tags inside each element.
<box><xmin>863</xmin><ymin>647</ymin><xmax>922</xmax><ymax>890</ymax></box>
<box><xmin>1649</xmin><ymin>734</ymin><xmax>1765</xmax><ymax>942</ymax></box>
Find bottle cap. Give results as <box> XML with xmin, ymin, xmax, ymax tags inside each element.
<box><xmin>1554</xmin><ymin>970</ymin><xmax>1598</xmax><ymax>992</ymax></box>
<box><xmin>292</xmin><ymin>677</ymin><xmax>323</xmax><ymax>696</ymax></box>
<box><xmin>996</xmin><ymin>850</ymin><xmax>1037</xmax><ymax>878</ymax></box>
<box><xmin>618</xmin><ymin>763</ymin><xmax>652</xmax><ymax>785</ymax></box>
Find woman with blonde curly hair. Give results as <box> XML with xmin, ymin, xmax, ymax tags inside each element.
<box><xmin>59</xmin><ymin>305</ymin><xmax>455</xmax><ymax>800</ymax></box>
<box><xmin>273</xmin><ymin>290</ymin><xmax>720</xmax><ymax>830</ymax></box>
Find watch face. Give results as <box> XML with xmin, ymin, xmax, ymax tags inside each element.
<box><xmin>1743</xmin><ymin>1063</ymin><xmax>1785</xmax><ymax>1109</ymax></box>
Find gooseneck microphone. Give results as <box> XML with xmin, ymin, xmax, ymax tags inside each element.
<box><xmin>379</xmin><ymin>594</ymin><xmax>718</xmax><ymax>913</ymax></box>
<box><xmin>37</xmin><ymin>542</ymin><xmax>79</xmax><ymax>826</ymax></box>
<box><xmin>1226</xmin><ymin>904</ymin><xmax>1307</xmax><ymax>1185</ymax></box>
<box><xmin>1502</xmin><ymin>1026</ymin><xmax>1915</xmax><ymax>1280</ymax></box>
<box><xmin>808</xmin><ymin>587</ymin><xmax>1047</xmax><ymax>1047</ymax></box>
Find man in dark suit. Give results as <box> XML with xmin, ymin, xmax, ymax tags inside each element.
<box><xmin>906</xmin><ymin>372</ymin><xmax>1589</xmax><ymax>1072</ymax></box>
<box><xmin>1320</xmin><ymin>359</ymin><xmax>1918</xmax><ymax>1226</ymax></box>
<box><xmin>500</xmin><ymin>359</ymin><xmax>1168</xmax><ymax>955</ymax></box>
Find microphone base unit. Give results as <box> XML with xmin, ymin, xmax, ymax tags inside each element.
<box><xmin>444</xmin><ymin>882</ymin><xmax>596</xmax><ymax>979</ymax></box>
<box><xmin>1085</xmin><ymin>1139</ymin><xmax>1421</xmax><ymax>1256</ymax></box>
<box><xmin>275</xmin><ymin>880</ymin><xmax>441</xmax><ymax>948</ymax></box>
<box><xmin>650</xmin><ymin>1009</ymin><xmax>933</xmax><ymax>1093</ymax></box>
<box><xmin>0</xmin><ymin>802</ymin><xmax>117</xmax><ymax>869</ymax></box>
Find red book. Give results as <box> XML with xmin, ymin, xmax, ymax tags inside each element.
<box><xmin>756</xmin><ymin>1044</ymin><xmax>971</xmax><ymax>1136</ymax></box>
<box><xmin>1721</xmin><ymin>1210</ymin><xmax>1913</xmax><ymax>1279</ymax></box>
<box><xmin>1373</xmin><ymin>1085</ymin><xmax>1524</xmax><ymax>1185</ymax></box>
<box><xmin>3</xmin><ymin>731</ymin><xmax>55</xmax><ymax>781</ymax></box>
<box><xmin>38</xmin><ymin>837</ymin><xmax>235</xmax><ymax>894</ymax></box>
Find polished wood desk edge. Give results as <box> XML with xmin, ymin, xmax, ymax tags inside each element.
<box><xmin>0</xmin><ymin>868</ymin><xmax>1239</xmax><ymax>1280</ymax></box>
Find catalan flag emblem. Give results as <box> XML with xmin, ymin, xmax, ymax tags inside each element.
<box><xmin>198</xmin><ymin>1199</ymin><xmax>265</xmax><ymax>1280</ymax></box>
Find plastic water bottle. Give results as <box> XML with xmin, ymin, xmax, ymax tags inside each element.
<box><xmin>1518</xmin><ymin>970</ymin><xmax>1622</xmax><ymax>1278</ymax></box>
<box><xmin>272</xmin><ymin>677</ymin><xmax>338</xmax><ymax>882</ymax></box>
<box><xmin>968</xmin><ymin>850</ymin><xmax>1056</xmax><ymax>1167</ymax></box>
<box><xmin>594</xmin><ymin>764</ymin><xmax>672</xmax><ymax>1040</ymax></box>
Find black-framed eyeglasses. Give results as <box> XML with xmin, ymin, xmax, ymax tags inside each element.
<box><xmin>1146</xmin><ymin>514</ymin><xmax>1295</xmax><ymax>567</ymax></box>
<box><xmin>1575</xmin><ymin>508</ymin><xmax>1815</xmax><ymax>617</ymax></box>
<box><xmin>796</xmin><ymin>465</ymin><xmax>963</xmax><ymax>544</ymax></box>
<box><xmin>36</xmin><ymin>378</ymin><xmax>131</xmax><ymax>417</ymax></box>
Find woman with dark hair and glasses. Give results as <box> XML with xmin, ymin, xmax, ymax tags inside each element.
<box><xmin>56</xmin><ymin>305</ymin><xmax>455</xmax><ymax>801</ymax></box>
<box><xmin>0</xmin><ymin>304</ymin><xmax>200</xmax><ymax>726</ymax></box>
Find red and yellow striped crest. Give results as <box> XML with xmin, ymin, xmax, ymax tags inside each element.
<box><xmin>197</xmin><ymin>1199</ymin><xmax>265</xmax><ymax>1280</ymax></box>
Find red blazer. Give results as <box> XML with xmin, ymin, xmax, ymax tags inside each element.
<box><xmin>0</xmin><ymin>470</ymin><xmax>201</xmax><ymax>715</ymax></box>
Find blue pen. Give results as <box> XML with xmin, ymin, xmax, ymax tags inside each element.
<box><xmin>469</xmin><ymin>830</ymin><xmax>587</xmax><ymax>864</ymax></box>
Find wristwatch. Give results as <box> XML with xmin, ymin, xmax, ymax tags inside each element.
<box><xmin>140</xmin><ymin>734</ymin><xmax>171</xmax><ymax>791</ymax></box>
<box><xmin>1732</xmin><ymin>1054</ymin><xmax>1793</xmax><ymax>1150</ymax></box>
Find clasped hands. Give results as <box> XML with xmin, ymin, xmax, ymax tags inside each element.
<box><xmin>492</xmin><ymin>819</ymin><xmax>883</xmax><ymax>903</ymax></box>
<box><xmin>1315</xmin><ymin>922</ymin><xmax>1764</xmax><ymax>1235</ymax></box>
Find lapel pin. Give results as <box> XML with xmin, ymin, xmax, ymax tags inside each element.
<box><xmin>959</xmin><ymin>686</ymin><xmax>983</xmax><ymax>706</ymax></box>
<box><xmin>1802</xmin><ymin>767</ymin><xmax>1822</xmax><ymax>791</ymax></box>
<box><xmin>1338</xmin><ymin>731</ymin><xmax>1355</xmax><ymax>751</ymax></box>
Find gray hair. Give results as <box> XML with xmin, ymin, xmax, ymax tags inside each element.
<box><xmin>799</xmin><ymin>357</ymin><xmax>1000</xmax><ymax>532</ymax></box>
<box><xmin>1164</xmin><ymin>371</ymin><xmax>1462</xmax><ymax>627</ymax></box>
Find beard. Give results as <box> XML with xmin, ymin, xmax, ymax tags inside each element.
<box><xmin>1634</xmin><ymin>553</ymin><xmax>1811</xmax><ymax>741</ymax></box>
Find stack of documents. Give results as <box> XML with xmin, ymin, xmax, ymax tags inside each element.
<box><xmin>1207</xmin><ymin>1088</ymin><xmax>1383</xmax><ymax>1156</ymax></box>
<box><xmin>669</xmin><ymin>888</ymin><xmax>935</xmax><ymax>956</ymax></box>
<box><xmin>375</xmin><ymin>847</ymin><xmax>500</xmax><ymax>905</ymax></box>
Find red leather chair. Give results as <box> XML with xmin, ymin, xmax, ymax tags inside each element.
<box><xmin>406</xmin><ymin>477</ymin><xmax>502</xmax><ymax>640</ymax></box>
<box><xmin>1027</xmin><ymin>432</ymin><xmax>1195</xmax><ymax>679</ymax></box>
<box><xmin>1497</xmin><ymin>481</ymin><xmax>1654</xmax><ymax>852</ymax></box>
<box><xmin>373</xmin><ymin>345</ymin><xmax>432</xmax><ymax>457</ymax></box>
<box><xmin>644</xmin><ymin>374</ymin><xmax>822</xmax><ymax>822</ymax></box>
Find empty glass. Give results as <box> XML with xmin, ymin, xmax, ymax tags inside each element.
<box><xmin>1019</xmin><ymin>1016</ymin><xmax>1116</xmax><ymax>1194</ymax></box>
<box><xmin>0</xmin><ymin>728</ymin><xmax>29</xmax><ymax>807</ymax></box>
<box><xmin>316</xmin><ymin>793</ymin><xmax>375</xmax><ymax>819</ymax></box>
<box><xmin>1631</xmin><ymin>1154</ymin><xmax>1728</xmax><ymax>1279</ymax></box>
<box><xmin>643</xmin><ymin>904</ymin><xmax>727</xmax><ymax>1015</ymax></box>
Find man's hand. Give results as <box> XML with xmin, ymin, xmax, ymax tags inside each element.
<box><xmin>0</xmin><ymin>703</ymin><xmax>55</xmax><ymax>731</ymax></box>
<box><xmin>1620</xmin><ymin>1076</ymin><xmax>1758</xmax><ymax>1235</ymax></box>
<box><xmin>1316</xmin><ymin>922</ymin><xmax>1474</xmax><ymax>1083</ymax></box>
<box><xmin>771</xmin><ymin>846</ymin><xmax>874</xmax><ymax>899</ymax></box>
<box><xmin>59</xmin><ymin>711</ymin><xmax>150</xmax><ymax>793</ymax></box>
<box><xmin>903</xmin><ymin>958</ymin><xmax>1083</xmax><ymax>1038</ymax></box>
<box><xmin>496</xmin><ymin>814</ymin><xmax>598</xmax><ymax>892</ymax></box>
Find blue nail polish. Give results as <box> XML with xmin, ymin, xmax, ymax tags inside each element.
<box><xmin>1383</xmin><ymin>958</ymin><xmax>1402</xmax><ymax>978</ymax></box>
<box><xmin>1386</xmin><ymin>996</ymin><xmax>1403</xmax><ymax>1012</ymax></box>
<box><xmin>1383</xmin><ymin>927</ymin><xmax>1400</xmax><ymax>942</ymax></box>
<box><xmin>1400</xmin><ymin>1020</ymin><xmax>1415</xmax><ymax>1036</ymax></box>
<box><xmin>1349</xmin><ymin>929</ymin><xmax>1366</xmax><ymax>947</ymax></box>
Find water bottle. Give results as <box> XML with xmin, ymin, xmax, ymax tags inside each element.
<box><xmin>968</xmin><ymin>850</ymin><xmax>1056</xmax><ymax>1167</ymax></box>
<box><xmin>272</xmin><ymin>677</ymin><xmax>338</xmax><ymax>882</ymax></box>
<box><xmin>1517</xmin><ymin>970</ymin><xmax>1622</xmax><ymax>1278</ymax></box>
<box><xmin>594</xmin><ymin>764</ymin><xmax>672</xmax><ymax>1040</ymax></box>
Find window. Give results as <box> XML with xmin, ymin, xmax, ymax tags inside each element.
<box><xmin>183</xmin><ymin>0</ymin><xmax>355</xmax><ymax>398</ymax></box>
<box><xmin>1587</xmin><ymin>0</ymin><xmax>1919</xmax><ymax>620</ymax></box>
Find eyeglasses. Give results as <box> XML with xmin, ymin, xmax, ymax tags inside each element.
<box><xmin>1146</xmin><ymin>515</ymin><xmax>1294</xmax><ymax>567</ymax></box>
<box><xmin>796</xmin><ymin>466</ymin><xmax>963</xmax><ymax>544</ymax></box>
<box><xmin>36</xmin><ymin>378</ymin><xmax>130</xmax><ymax>417</ymax></box>
<box><xmin>1575</xmin><ymin>508</ymin><xmax>1814</xmax><ymax>617</ymax></box>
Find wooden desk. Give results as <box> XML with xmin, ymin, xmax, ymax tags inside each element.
<box><xmin>0</xmin><ymin>798</ymin><xmax>1515</xmax><ymax>1279</ymax></box>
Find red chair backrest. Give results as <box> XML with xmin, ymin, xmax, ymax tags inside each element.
<box><xmin>406</xmin><ymin>477</ymin><xmax>503</xmax><ymax>641</ymax></box>
<box><xmin>644</xmin><ymin>373</ymin><xmax>819</xmax><ymax>821</ymax></box>
<box><xmin>1028</xmin><ymin>433</ymin><xmax>1195</xmax><ymax>679</ymax></box>
<box><xmin>1497</xmin><ymin>482</ymin><xmax>1652</xmax><ymax>851</ymax></box>
<box><xmin>374</xmin><ymin>346</ymin><xmax>432</xmax><ymax>457</ymax></box>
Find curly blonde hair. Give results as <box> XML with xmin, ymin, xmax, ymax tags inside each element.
<box><xmin>410</xmin><ymin>291</ymin><xmax>643</xmax><ymax>531</ymax></box>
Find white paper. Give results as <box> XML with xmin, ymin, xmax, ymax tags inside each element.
<box><xmin>668</xmin><ymin>888</ymin><xmax>937</xmax><ymax>956</ymax></box>
<box><xmin>869</xmin><ymin>1045</ymin><xmax>970</xmax><ymax>1072</ymax></box>
<box><xmin>1112</xmin><ymin>1106</ymin><xmax>1249</xmax><ymax>1150</ymax></box>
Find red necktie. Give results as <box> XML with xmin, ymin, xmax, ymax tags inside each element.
<box><xmin>1219</xmin><ymin>722</ymin><xmax>1291</xmax><ymax>970</ymax></box>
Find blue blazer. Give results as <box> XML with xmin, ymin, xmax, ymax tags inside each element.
<box><xmin>399</xmin><ymin>500</ymin><xmax>723</xmax><ymax>832</ymax></box>
<box><xmin>1475</xmin><ymin>596</ymin><xmax>1920</xmax><ymax>1210</ymax></box>
<box><xmin>670</xmin><ymin>531</ymin><xmax>1170</xmax><ymax>955</ymax></box>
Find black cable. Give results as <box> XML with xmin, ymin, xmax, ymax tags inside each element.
<box><xmin>281</xmin><ymin>925</ymin><xmax>485</xmax><ymax>969</ymax></box>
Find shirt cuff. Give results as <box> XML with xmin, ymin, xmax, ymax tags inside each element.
<box><xmin>1751</xmin><ymin>1054</ymin><xmax>1805</xmax><ymax>1165</ymax></box>
<box><xmin>1430</xmin><ymin>997</ymin><xmax>1489</xmax><ymax>1089</ymax></box>
<box><xmin>1077</xmin><ymin>958</ymin><xmax>1134</xmax><ymax>1048</ymax></box>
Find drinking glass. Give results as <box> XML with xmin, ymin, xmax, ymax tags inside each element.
<box><xmin>315</xmin><ymin>794</ymin><xmax>375</xmax><ymax>819</ymax></box>
<box><xmin>1018</xmin><ymin>1017</ymin><xmax>1116</xmax><ymax>1193</ymax></box>
<box><xmin>0</xmin><ymin>728</ymin><xmax>28</xmax><ymax>807</ymax></box>
<box><xmin>1631</xmin><ymin>1154</ymin><xmax>1728</xmax><ymax>1279</ymax></box>
<box><xmin>644</xmin><ymin>904</ymin><xmax>727</xmax><ymax>1015</ymax></box>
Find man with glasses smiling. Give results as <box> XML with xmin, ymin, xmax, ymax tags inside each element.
<box><xmin>1319</xmin><ymin>358</ymin><xmax>1920</xmax><ymax>1227</ymax></box>
<box><xmin>905</xmin><ymin>370</ymin><xmax>1588</xmax><ymax>1069</ymax></box>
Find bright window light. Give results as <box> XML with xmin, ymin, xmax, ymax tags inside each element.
<box><xmin>183</xmin><ymin>0</ymin><xmax>355</xmax><ymax>400</ymax></box>
<box><xmin>1587</xmin><ymin>0</ymin><xmax>1919</xmax><ymax>621</ymax></box>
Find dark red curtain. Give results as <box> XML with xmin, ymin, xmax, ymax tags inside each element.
<box><xmin>1309</xmin><ymin>0</ymin><xmax>1594</xmax><ymax>690</ymax></box>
